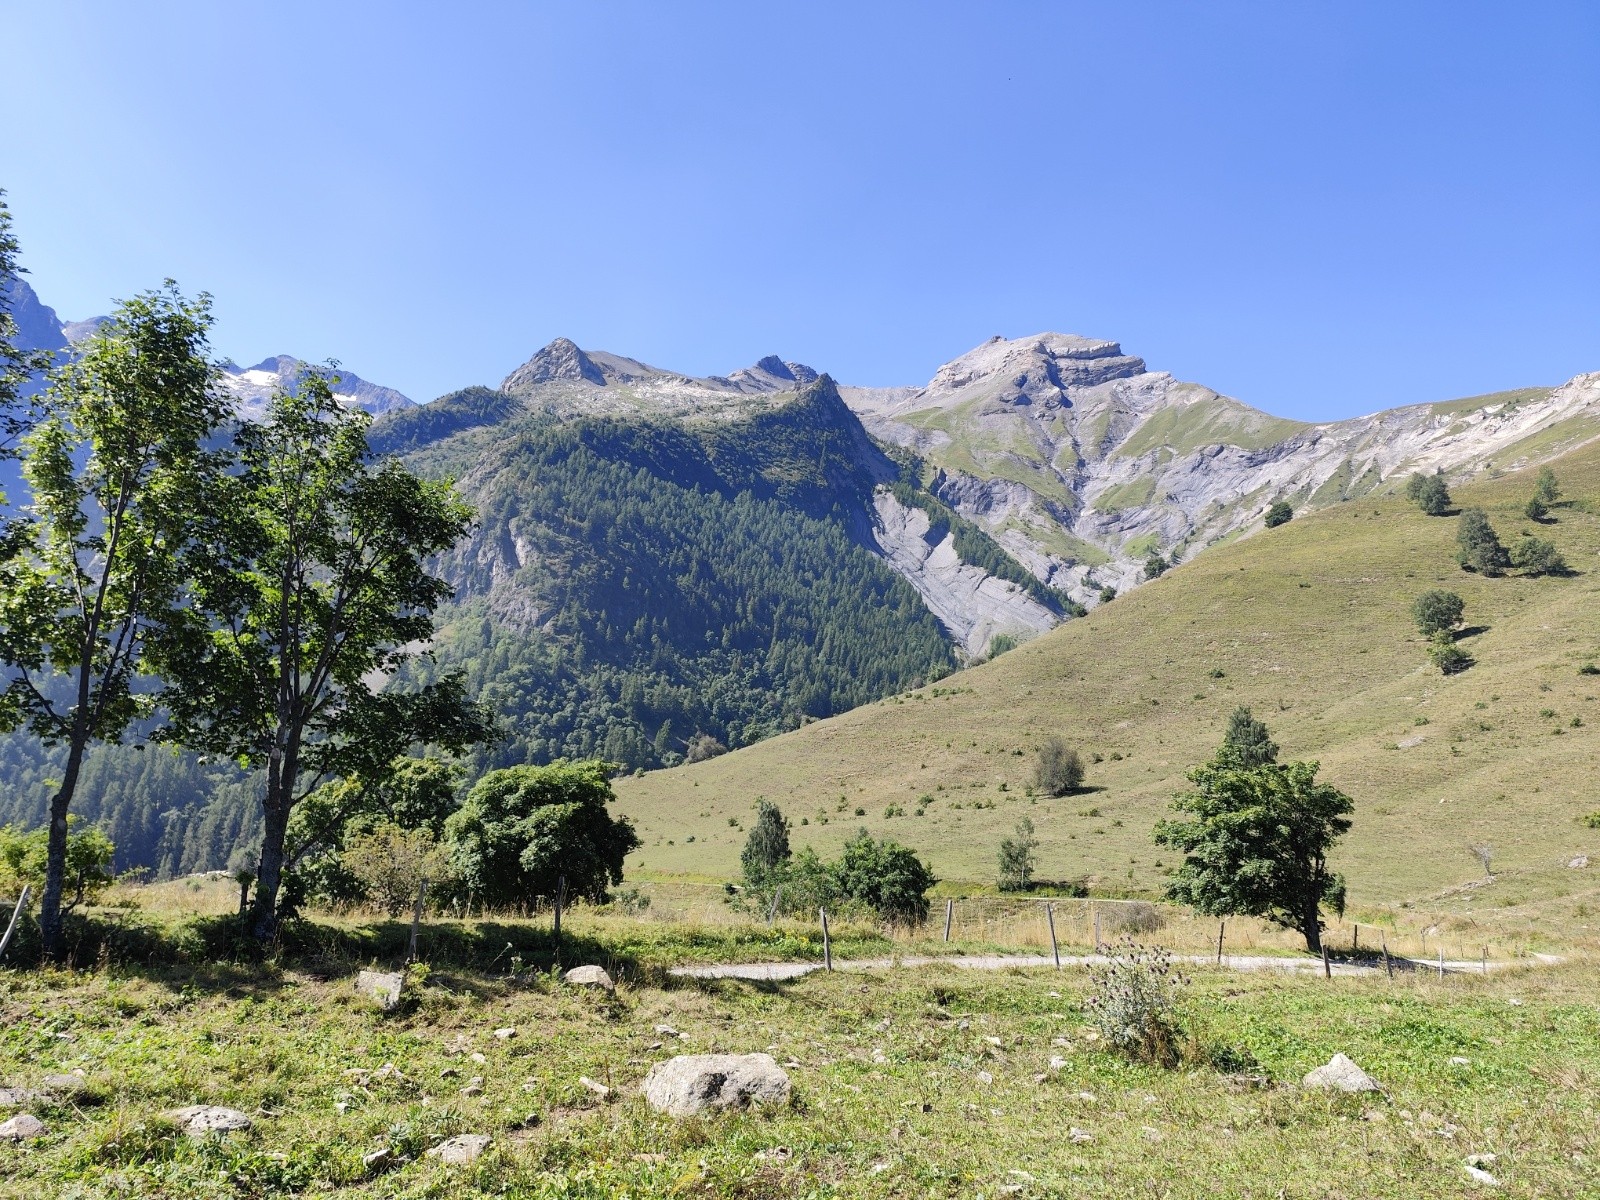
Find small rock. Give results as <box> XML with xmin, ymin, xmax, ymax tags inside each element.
<box><xmin>1507</xmin><ymin>998</ymin><xmax>1523</xmax><ymax>1007</ymax></box>
<box><xmin>641</xmin><ymin>1053</ymin><xmax>791</xmax><ymax>1118</ymax></box>
<box><xmin>957</xmin><ymin>1018</ymin><xmax>970</xmax><ymax>1031</ymax></box>
<box><xmin>373</xmin><ymin>1063</ymin><xmax>406</xmax><ymax>1084</ymax></box>
<box><xmin>1449</xmin><ymin>1056</ymin><xmax>1472</xmax><ymax>1067</ymax></box>
<box><xmin>653</xmin><ymin>1024</ymin><xmax>681</xmax><ymax>1038</ymax></box>
<box><xmin>1303</xmin><ymin>1053</ymin><xmax>1382</xmax><ymax>1093</ymax></box>
<box><xmin>427</xmin><ymin>1133</ymin><xmax>491</xmax><ymax>1166</ymax></box>
<box><xmin>754</xmin><ymin>1146</ymin><xmax>793</xmax><ymax>1163</ymax></box>
<box><xmin>1050</xmin><ymin>1037</ymin><xmax>1071</xmax><ymax>1048</ymax></box>
<box><xmin>976</xmin><ymin>1070</ymin><xmax>994</xmax><ymax>1085</ymax></box>
<box><xmin>563</xmin><ymin>965</ymin><xmax>615</xmax><ymax>991</ymax></box>
<box><xmin>493</xmin><ymin>1027</ymin><xmax>517</xmax><ymax>1040</ymax></box>
<box><xmin>1069</xmin><ymin>1126</ymin><xmax>1094</xmax><ymax>1143</ymax></box>
<box><xmin>1140</xmin><ymin>1125</ymin><xmax>1161</xmax><ymax>1141</ymax></box>
<box><xmin>579</xmin><ymin>1076</ymin><xmax>613</xmax><ymax>1100</ymax></box>
<box><xmin>1569</xmin><ymin>855</ymin><xmax>1590</xmax><ymax>870</ymax></box>
<box><xmin>1072</xmin><ymin>1091</ymin><xmax>1097</xmax><ymax>1104</ymax></box>
<box><xmin>470</xmin><ymin>1053</ymin><xmax>488</xmax><ymax>1065</ymax></box>
<box><xmin>40</xmin><ymin>1074</ymin><xmax>85</xmax><ymax>1094</ymax></box>
<box><xmin>1048</xmin><ymin>1056</ymin><xmax>1067</xmax><ymax>1071</ymax></box>
<box><xmin>439</xmin><ymin>1067</ymin><xmax>460</xmax><ymax>1079</ymax></box>
<box><xmin>0</xmin><ymin>1089</ymin><xmax>42</xmax><ymax>1108</ymax></box>
<box><xmin>0</xmin><ymin>1114</ymin><xmax>46</xmax><ymax>1140</ymax></box>
<box><xmin>983</xmin><ymin>1036</ymin><xmax>1002</xmax><ymax>1047</ymax></box>
<box><xmin>356</xmin><ymin>970</ymin><xmax>405</xmax><ymax>1012</ymax></box>
<box><xmin>164</xmin><ymin>1105</ymin><xmax>254</xmax><ymax>1136</ymax></box>
<box><xmin>362</xmin><ymin>1147</ymin><xmax>397</xmax><ymax>1173</ymax></box>
<box><xmin>1465</xmin><ymin>1164</ymin><xmax>1500</xmax><ymax>1187</ymax></box>
<box><xmin>646</xmin><ymin>1041</ymin><xmax>663</xmax><ymax>1051</ymax></box>
<box><xmin>460</xmin><ymin>1078</ymin><xmax>484</xmax><ymax>1098</ymax></box>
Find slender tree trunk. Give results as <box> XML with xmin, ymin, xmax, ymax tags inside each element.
<box><xmin>1301</xmin><ymin>901</ymin><xmax>1323</xmax><ymax>955</ymax></box>
<box><xmin>251</xmin><ymin>795</ymin><xmax>290</xmax><ymax>942</ymax></box>
<box><xmin>38</xmin><ymin>739</ymin><xmax>87</xmax><ymax>962</ymax></box>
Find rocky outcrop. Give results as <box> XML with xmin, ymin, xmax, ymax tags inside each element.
<box><xmin>870</xmin><ymin>490</ymin><xmax>1058</xmax><ymax>658</ymax></box>
<box><xmin>502</xmin><ymin>337</ymin><xmax>607</xmax><ymax>389</ymax></box>
<box><xmin>641</xmin><ymin>1053</ymin><xmax>791</xmax><ymax>1117</ymax></box>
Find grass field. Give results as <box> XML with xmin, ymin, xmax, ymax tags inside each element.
<box><xmin>1</xmin><ymin>899</ymin><xmax>1596</xmax><ymax>1199</ymax></box>
<box><xmin>613</xmin><ymin>441</ymin><xmax>1600</xmax><ymax>915</ymax></box>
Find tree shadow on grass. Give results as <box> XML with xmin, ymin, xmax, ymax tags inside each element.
<box><xmin>1454</xmin><ymin>625</ymin><xmax>1492</xmax><ymax>641</ymax></box>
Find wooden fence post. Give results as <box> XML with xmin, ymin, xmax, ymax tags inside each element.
<box><xmin>1046</xmin><ymin>902</ymin><xmax>1060</xmax><ymax>969</ymax></box>
<box><xmin>767</xmin><ymin>886</ymin><xmax>782</xmax><ymax>927</ymax></box>
<box><xmin>553</xmin><ymin>875</ymin><xmax>566</xmax><ymax>944</ymax></box>
<box><xmin>1382</xmin><ymin>934</ymin><xmax>1393</xmax><ymax>979</ymax></box>
<box><xmin>1437</xmin><ymin>947</ymin><xmax>1445</xmax><ymax>979</ymax></box>
<box><xmin>943</xmin><ymin>898</ymin><xmax>953</xmax><ymax>943</ymax></box>
<box><xmin>407</xmin><ymin>877</ymin><xmax>428</xmax><ymax>964</ymax></box>
<box><xmin>0</xmin><ymin>886</ymin><xmax>30</xmax><ymax>961</ymax></box>
<box><xmin>821</xmin><ymin>908</ymin><xmax>832</xmax><ymax>971</ymax></box>
<box><xmin>1322</xmin><ymin>945</ymin><xmax>1332</xmax><ymax>979</ymax></box>
<box><xmin>1216</xmin><ymin>920</ymin><xmax>1225</xmax><ymax>966</ymax></box>
<box><xmin>1092</xmin><ymin>905</ymin><xmax>1101</xmax><ymax>950</ymax></box>
<box><xmin>1353</xmin><ymin>924</ymin><xmax>1359</xmax><ymax>955</ymax></box>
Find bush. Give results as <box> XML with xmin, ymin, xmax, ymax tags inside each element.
<box><xmin>1456</xmin><ymin>507</ymin><xmax>1510</xmax><ymax>575</ymax></box>
<box><xmin>1034</xmin><ymin>736</ymin><xmax>1086</xmax><ymax>796</ymax></box>
<box><xmin>1511</xmin><ymin>535</ymin><xmax>1568</xmax><ymax>576</ymax></box>
<box><xmin>1098</xmin><ymin>585</ymin><xmax>1116</xmax><ymax>604</ymax></box>
<box><xmin>1144</xmin><ymin>553</ymin><xmax>1168</xmax><ymax>579</ymax></box>
<box><xmin>741</xmin><ymin>799</ymin><xmax>791</xmax><ymax>886</ymax></box>
<box><xmin>834</xmin><ymin>831</ymin><xmax>937</xmax><ymax>924</ymax></box>
<box><xmin>1525</xmin><ymin>496</ymin><xmax>1548</xmax><ymax>522</ymax></box>
<box><xmin>685</xmin><ymin>733</ymin><xmax>728</xmax><ymax>763</ymax></box>
<box><xmin>1263</xmin><ymin>500</ymin><xmax>1293</xmax><ymax>529</ymax></box>
<box><xmin>1535</xmin><ymin>466</ymin><xmax>1561</xmax><ymax>506</ymax></box>
<box><xmin>1084</xmin><ymin>937</ymin><xmax>1187</xmax><ymax>1065</ymax></box>
<box><xmin>1411</xmin><ymin>589</ymin><xmax>1465</xmax><ymax>638</ymax></box>
<box><xmin>997</xmin><ymin>818</ymin><xmax>1038</xmax><ymax>892</ymax></box>
<box><xmin>1427</xmin><ymin>630</ymin><xmax>1473</xmax><ymax>674</ymax></box>
<box><xmin>0</xmin><ymin>820</ymin><xmax>116</xmax><ymax>909</ymax></box>
<box><xmin>985</xmin><ymin>633</ymin><xmax>1019</xmax><ymax>659</ymax></box>
<box><xmin>340</xmin><ymin>824</ymin><xmax>450</xmax><ymax>917</ymax></box>
<box><xmin>1101</xmin><ymin>901</ymin><xmax>1168</xmax><ymax>936</ymax></box>
<box><xmin>1405</xmin><ymin>472</ymin><xmax>1451</xmax><ymax>515</ymax></box>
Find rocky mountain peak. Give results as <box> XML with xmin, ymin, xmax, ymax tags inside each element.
<box><xmin>502</xmin><ymin>337</ymin><xmax>607</xmax><ymax>392</ymax></box>
<box><xmin>721</xmin><ymin>355</ymin><xmax>821</xmax><ymax>394</ymax></box>
<box><xmin>922</xmin><ymin>333</ymin><xmax>1147</xmax><ymax>404</ymax></box>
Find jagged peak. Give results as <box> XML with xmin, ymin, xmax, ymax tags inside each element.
<box><xmin>722</xmin><ymin>354</ymin><xmax>821</xmax><ymax>394</ymax></box>
<box><xmin>502</xmin><ymin>337</ymin><xmax>607</xmax><ymax>391</ymax></box>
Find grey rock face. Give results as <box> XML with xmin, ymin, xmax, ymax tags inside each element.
<box><xmin>220</xmin><ymin>357</ymin><xmax>414</xmax><ymax>418</ymax></box>
<box><xmin>1303</xmin><ymin>1053</ymin><xmax>1382</xmax><ymax>1093</ymax></box>
<box><xmin>0</xmin><ymin>1113</ymin><xmax>46</xmax><ymax>1140</ymax></box>
<box><xmin>3</xmin><ymin>277</ymin><xmax>69</xmax><ymax>353</ymax></box>
<box><xmin>641</xmin><ymin>1053</ymin><xmax>792</xmax><ymax>1117</ymax></box>
<box><xmin>563</xmin><ymin>964</ymin><xmax>615</xmax><ymax>991</ymax></box>
<box><xmin>356</xmin><ymin>970</ymin><xmax>406</xmax><ymax>1011</ymax></box>
<box><xmin>427</xmin><ymin>1133</ymin><xmax>492</xmax><ymax>1165</ymax></box>
<box><xmin>165</xmin><ymin>1105</ymin><xmax>254</xmax><ymax>1135</ymax></box>
<box><xmin>503</xmin><ymin>337</ymin><xmax>607</xmax><ymax>390</ymax></box>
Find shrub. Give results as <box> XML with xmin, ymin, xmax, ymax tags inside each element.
<box><xmin>1101</xmin><ymin>901</ymin><xmax>1168</xmax><ymax>936</ymax></box>
<box><xmin>1427</xmin><ymin>631</ymin><xmax>1473</xmax><ymax>674</ymax></box>
<box><xmin>341</xmin><ymin>823</ymin><xmax>450</xmax><ymax>916</ymax></box>
<box><xmin>1511</xmin><ymin>535</ymin><xmax>1567</xmax><ymax>576</ymax></box>
<box><xmin>1263</xmin><ymin>500</ymin><xmax>1293</xmax><ymax>529</ymax></box>
<box><xmin>1405</xmin><ymin>472</ymin><xmax>1451</xmax><ymax>515</ymax></box>
<box><xmin>1411</xmin><ymin>589</ymin><xmax>1465</xmax><ymax>638</ymax></box>
<box><xmin>685</xmin><ymin>734</ymin><xmax>728</xmax><ymax>763</ymax></box>
<box><xmin>834</xmin><ymin>831</ymin><xmax>937</xmax><ymax>923</ymax></box>
<box><xmin>1456</xmin><ymin>507</ymin><xmax>1510</xmax><ymax>575</ymax></box>
<box><xmin>1535</xmin><ymin>466</ymin><xmax>1561</xmax><ymax>506</ymax></box>
<box><xmin>1034</xmin><ymin>736</ymin><xmax>1086</xmax><ymax>796</ymax></box>
<box><xmin>1084</xmin><ymin>937</ymin><xmax>1187</xmax><ymax>1065</ymax></box>
<box><xmin>1525</xmin><ymin>496</ymin><xmax>1548</xmax><ymax>521</ymax></box>
<box><xmin>1584</xmin><ymin>811</ymin><xmax>1600</xmax><ymax>829</ymax></box>
<box><xmin>740</xmin><ymin>799</ymin><xmax>791</xmax><ymax>886</ymax></box>
<box><xmin>0</xmin><ymin>820</ymin><xmax>116</xmax><ymax>910</ymax></box>
<box><xmin>997</xmin><ymin>817</ymin><xmax>1039</xmax><ymax>892</ymax></box>
<box><xmin>1144</xmin><ymin>553</ymin><xmax>1168</xmax><ymax>579</ymax></box>
<box><xmin>1098</xmin><ymin>585</ymin><xmax>1116</xmax><ymax>604</ymax></box>
<box><xmin>1219</xmin><ymin>705</ymin><xmax>1278</xmax><ymax>768</ymax></box>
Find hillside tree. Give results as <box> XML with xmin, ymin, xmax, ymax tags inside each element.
<box><xmin>1455</xmin><ymin>507</ymin><xmax>1510</xmax><ymax>576</ymax></box>
<box><xmin>1033</xmin><ymin>736</ymin><xmax>1085</xmax><ymax>796</ymax></box>
<box><xmin>997</xmin><ymin>816</ymin><xmax>1038</xmax><ymax>892</ymax></box>
<box><xmin>1218</xmin><ymin>705</ymin><xmax>1278</xmax><ymax>768</ymax></box>
<box><xmin>1263</xmin><ymin>500</ymin><xmax>1293</xmax><ymax>528</ymax></box>
<box><xmin>1534</xmin><ymin>467</ymin><xmax>1560</xmax><ymax>507</ymax></box>
<box><xmin>160</xmin><ymin>374</ymin><xmax>491</xmax><ymax>940</ymax></box>
<box><xmin>0</xmin><ymin>284</ymin><xmax>230</xmax><ymax>958</ymax></box>
<box><xmin>1510</xmin><ymin>535</ymin><xmax>1567</xmax><ymax>577</ymax></box>
<box><xmin>740</xmin><ymin>798</ymin><xmax>790</xmax><ymax>885</ymax></box>
<box><xmin>1410</xmin><ymin>590</ymin><xmax>1465</xmax><ymax>638</ymax></box>
<box><xmin>1405</xmin><ymin>472</ymin><xmax>1451</xmax><ymax>515</ymax></box>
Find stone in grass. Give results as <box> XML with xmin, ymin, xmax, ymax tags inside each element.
<box><xmin>1303</xmin><ymin>1053</ymin><xmax>1382</xmax><ymax>1093</ymax></box>
<box><xmin>164</xmin><ymin>1106</ymin><xmax>254</xmax><ymax>1136</ymax></box>
<box><xmin>0</xmin><ymin>1114</ymin><xmax>46</xmax><ymax>1140</ymax></box>
<box><xmin>493</xmin><ymin>1027</ymin><xmax>517</xmax><ymax>1040</ymax></box>
<box><xmin>427</xmin><ymin>1133</ymin><xmax>491</xmax><ymax>1165</ymax></box>
<box><xmin>563</xmin><ymin>965</ymin><xmax>615</xmax><ymax>991</ymax></box>
<box><xmin>641</xmin><ymin>1054</ymin><xmax>791</xmax><ymax>1118</ymax></box>
<box><xmin>356</xmin><ymin>970</ymin><xmax>406</xmax><ymax>1012</ymax></box>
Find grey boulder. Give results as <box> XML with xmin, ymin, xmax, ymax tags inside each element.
<box><xmin>427</xmin><ymin>1133</ymin><xmax>491</xmax><ymax>1165</ymax></box>
<box><xmin>642</xmin><ymin>1053</ymin><xmax>792</xmax><ymax>1117</ymax></box>
<box><xmin>1303</xmin><ymin>1053</ymin><xmax>1382</xmax><ymax>1093</ymax></box>
<box><xmin>356</xmin><ymin>970</ymin><xmax>406</xmax><ymax>1011</ymax></box>
<box><xmin>165</xmin><ymin>1105</ymin><xmax>254</xmax><ymax>1136</ymax></box>
<box><xmin>0</xmin><ymin>1113</ymin><xmax>46</xmax><ymax>1140</ymax></box>
<box><xmin>563</xmin><ymin>965</ymin><xmax>615</xmax><ymax>991</ymax></box>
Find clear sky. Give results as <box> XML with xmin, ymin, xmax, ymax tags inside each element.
<box><xmin>7</xmin><ymin>2</ymin><xmax>1598</xmax><ymax>419</ymax></box>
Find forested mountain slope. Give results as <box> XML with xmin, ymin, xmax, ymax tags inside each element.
<box><xmin>614</xmin><ymin>440</ymin><xmax>1600</xmax><ymax>912</ymax></box>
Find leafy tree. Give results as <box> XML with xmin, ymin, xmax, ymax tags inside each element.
<box><xmin>1427</xmin><ymin>631</ymin><xmax>1473</xmax><ymax>675</ymax></box>
<box><xmin>1144</xmin><ymin>553</ymin><xmax>1168</xmax><ymax>579</ymax></box>
<box><xmin>684</xmin><ymin>733</ymin><xmax>728</xmax><ymax>763</ymax></box>
<box><xmin>160</xmin><ymin>373</ymin><xmax>492</xmax><ymax>939</ymax></box>
<box><xmin>1455</xmin><ymin>507</ymin><xmax>1510</xmax><ymax>576</ymax></box>
<box><xmin>1524</xmin><ymin>496</ymin><xmax>1548</xmax><ymax>522</ymax></box>
<box><xmin>1410</xmin><ymin>590</ymin><xmax>1465</xmax><ymax>638</ymax></box>
<box><xmin>1033</xmin><ymin>736</ymin><xmax>1085</xmax><ymax>796</ymax></box>
<box><xmin>0</xmin><ymin>818</ymin><xmax>116</xmax><ymax>911</ymax></box>
<box><xmin>1218</xmin><ymin>706</ymin><xmax>1278</xmax><ymax>768</ymax></box>
<box><xmin>833</xmin><ymin>830</ymin><xmax>936</xmax><ymax>923</ymax></box>
<box><xmin>1405</xmin><ymin>472</ymin><xmax>1451</xmax><ymax>515</ymax></box>
<box><xmin>985</xmin><ymin>632</ymin><xmax>1019</xmax><ymax>659</ymax></box>
<box><xmin>1098</xmin><ymin>585</ymin><xmax>1116</xmax><ymax>604</ymax></box>
<box><xmin>341</xmin><ymin>822</ymin><xmax>450</xmax><ymax>917</ymax></box>
<box><xmin>1510</xmin><ymin>534</ymin><xmax>1567</xmax><ymax>577</ymax></box>
<box><xmin>1263</xmin><ymin>500</ymin><xmax>1293</xmax><ymax>529</ymax></box>
<box><xmin>1534</xmin><ymin>466</ymin><xmax>1560</xmax><ymax>506</ymax></box>
<box><xmin>445</xmin><ymin>759</ymin><xmax>638</xmax><ymax>908</ymax></box>
<box><xmin>0</xmin><ymin>284</ymin><xmax>230</xmax><ymax>958</ymax></box>
<box><xmin>1155</xmin><ymin>743</ymin><xmax>1353</xmax><ymax>953</ymax></box>
<box><xmin>997</xmin><ymin>816</ymin><xmax>1038</xmax><ymax>892</ymax></box>
<box><xmin>740</xmin><ymin>798</ymin><xmax>790</xmax><ymax>885</ymax></box>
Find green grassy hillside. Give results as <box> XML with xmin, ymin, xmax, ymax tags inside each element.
<box><xmin>614</xmin><ymin>442</ymin><xmax>1600</xmax><ymax>910</ymax></box>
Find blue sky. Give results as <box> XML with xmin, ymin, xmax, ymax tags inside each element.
<box><xmin>7</xmin><ymin>2</ymin><xmax>1598</xmax><ymax>419</ymax></box>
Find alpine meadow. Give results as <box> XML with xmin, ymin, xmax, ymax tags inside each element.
<box><xmin>3</xmin><ymin>7</ymin><xmax>1600</xmax><ymax>1198</ymax></box>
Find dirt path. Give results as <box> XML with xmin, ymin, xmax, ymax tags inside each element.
<box><xmin>670</xmin><ymin>951</ymin><xmax>1559</xmax><ymax>982</ymax></box>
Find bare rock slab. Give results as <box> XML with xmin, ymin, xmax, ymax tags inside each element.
<box><xmin>356</xmin><ymin>970</ymin><xmax>406</xmax><ymax>1011</ymax></box>
<box><xmin>642</xmin><ymin>1053</ymin><xmax>791</xmax><ymax>1117</ymax></box>
<box><xmin>563</xmin><ymin>965</ymin><xmax>615</xmax><ymax>991</ymax></box>
<box><xmin>427</xmin><ymin>1133</ymin><xmax>491</xmax><ymax>1165</ymax></box>
<box><xmin>0</xmin><ymin>1113</ymin><xmax>46</xmax><ymax>1140</ymax></box>
<box><xmin>165</xmin><ymin>1105</ymin><xmax>254</xmax><ymax>1136</ymax></box>
<box><xmin>1303</xmin><ymin>1053</ymin><xmax>1382</xmax><ymax>1093</ymax></box>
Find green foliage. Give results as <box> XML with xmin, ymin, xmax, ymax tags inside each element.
<box><xmin>1584</xmin><ymin>811</ymin><xmax>1600</xmax><ymax>829</ymax></box>
<box><xmin>1033</xmin><ymin>736</ymin><xmax>1085</xmax><ymax>796</ymax></box>
<box><xmin>1534</xmin><ymin>466</ymin><xmax>1561</xmax><ymax>506</ymax></box>
<box><xmin>1144</xmin><ymin>553</ymin><xmax>1168</xmax><ymax>579</ymax></box>
<box><xmin>996</xmin><ymin>816</ymin><xmax>1038</xmax><ymax>892</ymax></box>
<box><xmin>1511</xmin><ymin>534</ymin><xmax>1568</xmax><ymax>576</ymax></box>
<box><xmin>1219</xmin><ymin>706</ymin><xmax>1278</xmax><ymax>768</ymax></box>
<box><xmin>1524</xmin><ymin>496</ymin><xmax>1548</xmax><ymax>521</ymax></box>
<box><xmin>985</xmin><ymin>633</ymin><xmax>1019</xmax><ymax>659</ymax></box>
<box><xmin>1427</xmin><ymin>630</ymin><xmax>1473</xmax><ymax>675</ymax></box>
<box><xmin>684</xmin><ymin>734</ymin><xmax>728</xmax><ymax>763</ymax></box>
<box><xmin>445</xmin><ymin>760</ymin><xmax>638</xmax><ymax>907</ymax></box>
<box><xmin>159</xmin><ymin>372</ymin><xmax>492</xmax><ymax>937</ymax></box>
<box><xmin>740</xmin><ymin>798</ymin><xmax>791</xmax><ymax>886</ymax></box>
<box><xmin>1263</xmin><ymin>500</ymin><xmax>1294</xmax><ymax>529</ymax></box>
<box><xmin>1410</xmin><ymin>589</ymin><xmax>1465</xmax><ymax>638</ymax></box>
<box><xmin>1155</xmin><ymin>720</ymin><xmax>1353</xmax><ymax>952</ymax></box>
<box><xmin>0</xmin><ymin>818</ymin><xmax>115</xmax><ymax>909</ymax></box>
<box><xmin>1405</xmin><ymin>471</ymin><xmax>1452</xmax><ymax>515</ymax></box>
<box><xmin>833</xmin><ymin>830</ymin><xmax>937</xmax><ymax>923</ymax></box>
<box><xmin>339</xmin><ymin>822</ymin><xmax>450</xmax><ymax>917</ymax></box>
<box><xmin>1098</xmin><ymin>585</ymin><xmax>1117</xmax><ymax>604</ymax></box>
<box><xmin>1455</xmin><ymin>507</ymin><xmax>1510</xmax><ymax>575</ymax></box>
